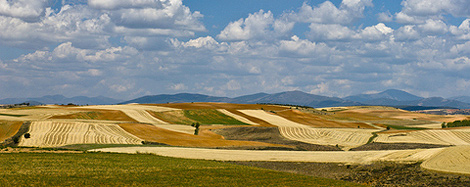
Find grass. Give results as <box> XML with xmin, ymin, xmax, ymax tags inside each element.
<box><xmin>386</xmin><ymin>125</ymin><xmax>427</xmax><ymax>131</ymax></box>
<box><xmin>0</xmin><ymin>152</ymin><xmax>363</xmax><ymax>187</ymax></box>
<box><xmin>50</xmin><ymin>110</ymin><xmax>136</xmax><ymax>122</ymax></box>
<box><xmin>151</xmin><ymin>109</ymin><xmax>250</xmax><ymax>125</ymax></box>
<box><xmin>0</xmin><ymin>113</ymin><xmax>27</xmax><ymax>117</ymax></box>
<box><xmin>59</xmin><ymin>144</ymin><xmax>167</xmax><ymax>151</ymax></box>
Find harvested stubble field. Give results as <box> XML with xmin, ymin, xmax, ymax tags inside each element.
<box><xmin>4</xmin><ymin>103</ymin><xmax>470</xmax><ymax>185</ymax></box>
<box><xmin>19</xmin><ymin>121</ymin><xmax>142</xmax><ymax>147</ymax></box>
<box><xmin>375</xmin><ymin>128</ymin><xmax>470</xmax><ymax>145</ymax></box>
<box><xmin>0</xmin><ymin>152</ymin><xmax>363</xmax><ymax>187</ymax></box>
<box><xmin>421</xmin><ymin>145</ymin><xmax>470</xmax><ymax>175</ymax></box>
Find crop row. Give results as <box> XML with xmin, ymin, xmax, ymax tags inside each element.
<box><xmin>19</xmin><ymin>121</ymin><xmax>142</xmax><ymax>147</ymax></box>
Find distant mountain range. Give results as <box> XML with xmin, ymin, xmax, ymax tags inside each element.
<box><xmin>3</xmin><ymin>89</ymin><xmax>470</xmax><ymax>109</ymax></box>
<box><xmin>121</xmin><ymin>90</ymin><xmax>360</xmax><ymax>108</ymax></box>
<box><xmin>0</xmin><ymin>95</ymin><xmax>122</xmax><ymax>105</ymax></box>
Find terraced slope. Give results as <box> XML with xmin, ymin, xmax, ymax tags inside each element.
<box><xmin>375</xmin><ymin>129</ymin><xmax>470</xmax><ymax>145</ymax></box>
<box><xmin>19</xmin><ymin>121</ymin><xmax>142</xmax><ymax>147</ymax></box>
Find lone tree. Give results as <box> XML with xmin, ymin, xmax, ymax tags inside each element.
<box><xmin>191</xmin><ymin>122</ymin><xmax>201</xmax><ymax>135</ymax></box>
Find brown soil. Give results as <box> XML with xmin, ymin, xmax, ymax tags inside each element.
<box><xmin>50</xmin><ymin>109</ymin><xmax>137</xmax><ymax>122</ymax></box>
<box><xmin>0</xmin><ymin>121</ymin><xmax>23</xmax><ymax>142</ymax></box>
<box><xmin>276</xmin><ymin>109</ymin><xmax>375</xmax><ymax>128</ymax></box>
<box><xmin>119</xmin><ymin>123</ymin><xmax>290</xmax><ymax>148</ymax></box>
<box><xmin>231</xmin><ymin>161</ymin><xmax>470</xmax><ymax>186</ymax></box>
<box><xmin>350</xmin><ymin>142</ymin><xmax>450</xmax><ymax>151</ymax></box>
<box><xmin>212</xmin><ymin>126</ymin><xmax>342</xmax><ymax>151</ymax></box>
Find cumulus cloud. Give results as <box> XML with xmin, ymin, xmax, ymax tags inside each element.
<box><xmin>0</xmin><ymin>0</ymin><xmax>47</xmax><ymax>22</ymax></box>
<box><xmin>217</xmin><ymin>10</ymin><xmax>276</xmax><ymax>41</ymax></box>
<box><xmin>396</xmin><ymin>0</ymin><xmax>470</xmax><ymax>24</ymax></box>
<box><xmin>290</xmin><ymin>0</ymin><xmax>372</xmax><ymax>25</ymax></box>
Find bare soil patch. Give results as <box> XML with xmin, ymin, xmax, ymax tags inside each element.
<box><xmin>231</xmin><ymin>161</ymin><xmax>470</xmax><ymax>187</ymax></box>
<box><xmin>350</xmin><ymin>142</ymin><xmax>450</xmax><ymax>151</ymax></box>
<box><xmin>212</xmin><ymin>126</ymin><xmax>342</xmax><ymax>151</ymax></box>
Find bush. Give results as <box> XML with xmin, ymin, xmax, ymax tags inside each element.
<box><xmin>24</xmin><ymin>133</ymin><xmax>31</xmax><ymax>139</ymax></box>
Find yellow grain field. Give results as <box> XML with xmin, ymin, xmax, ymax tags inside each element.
<box><xmin>421</xmin><ymin>145</ymin><xmax>470</xmax><ymax>175</ymax></box>
<box><xmin>240</xmin><ymin>110</ymin><xmax>378</xmax><ymax>150</ymax></box>
<box><xmin>19</xmin><ymin>121</ymin><xmax>142</xmax><ymax>147</ymax></box>
<box><xmin>375</xmin><ymin>129</ymin><xmax>470</xmax><ymax>145</ymax></box>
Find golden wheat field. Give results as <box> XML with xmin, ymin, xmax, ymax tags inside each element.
<box><xmin>2</xmin><ymin>103</ymin><xmax>470</xmax><ymax>176</ymax></box>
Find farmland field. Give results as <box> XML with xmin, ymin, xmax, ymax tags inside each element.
<box><xmin>150</xmin><ymin>109</ymin><xmax>250</xmax><ymax>125</ymax></box>
<box><xmin>3</xmin><ymin>103</ymin><xmax>470</xmax><ymax>185</ymax></box>
<box><xmin>19</xmin><ymin>121</ymin><xmax>142</xmax><ymax>147</ymax></box>
<box><xmin>0</xmin><ymin>121</ymin><xmax>22</xmax><ymax>142</ymax></box>
<box><xmin>0</xmin><ymin>152</ymin><xmax>363</xmax><ymax>187</ymax></box>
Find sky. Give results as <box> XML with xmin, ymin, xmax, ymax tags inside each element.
<box><xmin>1</xmin><ymin>0</ymin><xmax>470</xmax><ymax>100</ymax></box>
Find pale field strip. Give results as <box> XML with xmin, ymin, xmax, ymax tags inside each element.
<box><xmin>421</xmin><ymin>145</ymin><xmax>470</xmax><ymax>175</ymax></box>
<box><xmin>216</xmin><ymin>109</ymin><xmax>259</xmax><ymax>125</ymax></box>
<box><xmin>91</xmin><ymin>146</ymin><xmax>444</xmax><ymax>165</ymax></box>
<box><xmin>239</xmin><ymin>110</ymin><xmax>378</xmax><ymax>149</ymax></box>
<box><xmin>78</xmin><ymin>104</ymin><xmax>195</xmax><ymax>134</ymax></box>
<box><xmin>19</xmin><ymin>121</ymin><xmax>142</xmax><ymax>147</ymax></box>
<box><xmin>375</xmin><ymin>129</ymin><xmax>470</xmax><ymax>145</ymax></box>
<box><xmin>280</xmin><ymin>127</ymin><xmax>379</xmax><ymax>150</ymax></box>
<box><xmin>0</xmin><ymin>108</ymin><xmax>83</xmax><ymax>121</ymax></box>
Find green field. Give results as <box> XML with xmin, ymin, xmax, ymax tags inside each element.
<box><xmin>0</xmin><ymin>113</ymin><xmax>27</xmax><ymax>117</ymax></box>
<box><xmin>152</xmin><ymin>109</ymin><xmax>250</xmax><ymax>125</ymax></box>
<box><xmin>0</xmin><ymin>152</ymin><xmax>363</xmax><ymax>187</ymax></box>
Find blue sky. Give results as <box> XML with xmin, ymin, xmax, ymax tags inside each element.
<box><xmin>1</xmin><ymin>0</ymin><xmax>470</xmax><ymax>100</ymax></box>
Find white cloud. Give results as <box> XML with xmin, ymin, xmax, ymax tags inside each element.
<box><xmin>396</xmin><ymin>0</ymin><xmax>470</xmax><ymax>24</ymax></box>
<box><xmin>170</xmin><ymin>83</ymin><xmax>187</xmax><ymax>91</ymax></box>
<box><xmin>357</xmin><ymin>23</ymin><xmax>393</xmax><ymax>41</ymax></box>
<box><xmin>307</xmin><ymin>23</ymin><xmax>355</xmax><ymax>41</ymax></box>
<box><xmin>450</xmin><ymin>19</ymin><xmax>470</xmax><ymax>40</ymax></box>
<box><xmin>217</xmin><ymin>10</ymin><xmax>275</xmax><ymax>41</ymax></box>
<box><xmin>394</xmin><ymin>25</ymin><xmax>420</xmax><ymax>41</ymax></box>
<box><xmin>279</xmin><ymin>35</ymin><xmax>332</xmax><ymax>57</ymax></box>
<box><xmin>225</xmin><ymin>80</ymin><xmax>241</xmax><ymax>91</ymax></box>
<box><xmin>417</xmin><ymin>19</ymin><xmax>448</xmax><ymax>35</ymax></box>
<box><xmin>377</xmin><ymin>11</ymin><xmax>393</xmax><ymax>22</ymax></box>
<box><xmin>88</xmin><ymin>0</ymin><xmax>162</xmax><ymax>10</ymax></box>
<box><xmin>291</xmin><ymin>0</ymin><xmax>372</xmax><ymax>25</ymax></box>
<box><xmin>0</xmin><ymin>0</ymin><xmax>46</xmax><ymax>21</ymax></box>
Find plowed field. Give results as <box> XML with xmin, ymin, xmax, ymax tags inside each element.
<box><xmin>19</xmin><ymin>121</ymin><xmax>142</xmax><ymax>147</ymax></box>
